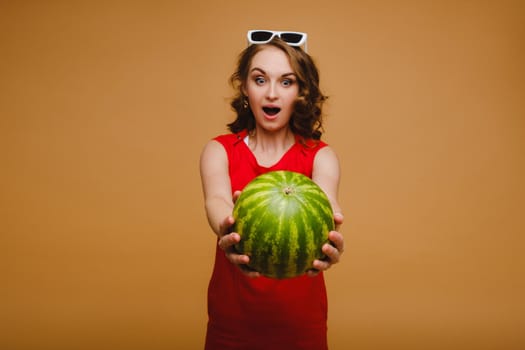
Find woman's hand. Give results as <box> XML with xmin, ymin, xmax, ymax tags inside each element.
<box><xmin>307</xmin><ymin>212</ymin><xmax>345</xmax><ymax>277</ymax></box>
<box><xmin>217</xmin><ymin>192</ymin><xmax>261</xmax><ymax>278</ymax></box>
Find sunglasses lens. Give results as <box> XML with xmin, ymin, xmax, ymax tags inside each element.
<box><xmin>250</xmin><ymin>31</ymin><xmax>274</xmax><ymax>42</ymax></box>
<box><xmin>280</xmin><ymin>33</ymin><xmax>303</xmax><ymax>44</ymax></box>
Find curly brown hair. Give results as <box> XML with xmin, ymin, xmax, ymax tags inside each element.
<box><xmin>227</xmin><ymin>37</ymin><xmax>328</xmax><ymax>140</ymax></box>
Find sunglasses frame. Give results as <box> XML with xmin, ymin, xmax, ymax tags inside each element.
<box><xmin>247</xmin><ymin>30</ymin><xmax>308</xmax><ymax>52</ymax></box>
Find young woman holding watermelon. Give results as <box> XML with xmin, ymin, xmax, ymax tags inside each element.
<box><xmin>200</xmin><ymin>30</ymin><xmax>344</xmax><ymax>350</ymax></box>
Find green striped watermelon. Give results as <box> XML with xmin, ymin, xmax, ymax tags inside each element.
<box><xmin>232</xmin><ymin>170</ymin><xmax>334</xmax><ymax>279</ymax></box>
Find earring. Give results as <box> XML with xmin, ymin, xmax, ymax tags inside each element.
<box><xmin>243</xmin><ymin>97</ymin><xmax>249</xmax><ymax>109</ymax></box>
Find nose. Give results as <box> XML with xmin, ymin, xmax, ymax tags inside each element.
<box><xmin>266</xmin><ymin>82</ymin><xmax>278</xmax><ymax>100</ymax></box>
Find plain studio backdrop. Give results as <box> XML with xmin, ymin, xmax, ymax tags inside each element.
<box><xmin>1</xmin><ymin>1</ymin><xmax>524</xmax><ymax>349</ymax></box>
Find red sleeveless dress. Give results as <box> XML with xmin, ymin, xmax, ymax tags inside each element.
<box><xmin>205</xmin><ymin>130</ymin><xmax>329</xmax><ymax>350</ymax></box>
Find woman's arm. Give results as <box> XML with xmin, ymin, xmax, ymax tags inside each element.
<box><xmin>199</xmin><ymin>140</ymin><xmax>234</xmax><ymax>236</ymax></box>
<box><xmin>312</xmin><ymin>146</ymin><xmax>342</xmax><ymax>216</ymax></box>
<box><xmin>199</xmin><ymin>140</ymin><xmax>261</xmax><ymax>277</ymax></box>
<box><xmin>310</xmin><ymin>146</ymin><xmax>345</xmax><ymax>274</ymax></box>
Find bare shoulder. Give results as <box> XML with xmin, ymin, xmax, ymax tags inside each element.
<box><xmin>200</xmin><ymin>139</ymin><xmax>232</xmax><ymax>199</ymax></box>
<box><xmin>314</xmin><ymin>145</ymin><xmax>340</xmax><ymax>171</ymax></box>
<box><xmin>200</xmin><ymin>140</ymin><xmax>227</xmax><ymax>167</ymax></box>
<box><xmin>201</xmin><ymin>139</ymin><xmax>226</xmax><ymax>157</ymax></box>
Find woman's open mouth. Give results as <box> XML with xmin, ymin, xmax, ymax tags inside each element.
<box><xmin>263</xmin><ymin>107</ymin><xmax>281</xmax><ymax>116</ymax></box>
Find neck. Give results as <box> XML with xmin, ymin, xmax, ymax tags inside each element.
<box><xmin>249</xmin><ymin>127</ymin><xmax>295</xmax><ymax>153</ymax></box>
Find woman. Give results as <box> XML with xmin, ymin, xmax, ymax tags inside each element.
<box><xmin>200</xmin><ymin>30</ymin><xmax>344</xmax><ymax>350</ymax></box>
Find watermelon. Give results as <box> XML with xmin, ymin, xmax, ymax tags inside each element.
<box><xmin>232</xmin><ymin>170</ymin><xmax>334</xmax><ymax>279</ymax></box>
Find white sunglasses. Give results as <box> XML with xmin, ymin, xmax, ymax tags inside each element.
<box><xmin>247</xmin><ymin>30</ymin><xmax>308</xmax><ymax>52</ymax></box>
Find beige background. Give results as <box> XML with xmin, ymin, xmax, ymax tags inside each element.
<box><xmin>1</xmin><ymin>1</ymin><xmax>524</xmax><ymax>349</ymax></box>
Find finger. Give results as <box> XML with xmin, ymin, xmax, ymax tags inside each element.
<box><xmin>322</xmin><ymin>242</ymin><xmax>341</xmax><ymax>264</ymax></box>
<box><xmin>225</xmin><ymin>251</ymin><xmax>250</xmax><ymax>265</ymax></box>
<box><xmin>232</xmin><ymin>190</ymin><xmax>242</xmax><ymax>203</ymax></box>
<box><xmin>225</xmin><ymin>253</ymin><xmax>261</xmax><ymax>278</ymax></box>
<box><xmin>238</xmin><ymin>264</ymin><xmax>261</xmax><ymax>278</ymax></box>
<box><xmin>243</xmin><ymin>270</ymin><xmax>261</xmax><ymax>278</ymax></box>
<box><xmin>312</xmin><ymin>259</ymin><xmax>331</xmax><ymax>272</ymax></box>
<box><xmin>333</xmin><ymin>212</ymin><xmax>344</xmax><ymax>231</ymax></box>
<box><xmin>218</xmin><ymin>232</ymin><xmax>240</xmax><ymax>250</ymax></box>
<box><xmin>219</xmin><ymin>216</ymin><xmax>235</xmax><ymax>236</ymax></box>
<box><xmin>308</xmin><ymin>231</ymin><xmax>344</xmax><ymax>274</ymax></box>
<box><xmin>306</xmin><ymin>268</ymin><xmax>320</xmax><ymax>277</ymax></box>
<box><xmin>328</xmin><ymin>231</ymin><xmax>344</xmax><ymax>254</ymax></box>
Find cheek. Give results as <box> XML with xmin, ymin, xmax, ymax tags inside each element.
<box><xmin>245</xmin><ymin>83</ymin><xmax>260</xmax><ymax>98</ymax></box>
<box><xmin>247</xmin><ymin>92</ymin><xmax>258</xmax><ymax>106</ymax></box>
<box><xmin>284</xmin><ymin>91</ymin><xmax>300</xmax><ymax>107</ymax></box>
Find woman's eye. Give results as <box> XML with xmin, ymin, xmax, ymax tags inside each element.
<box><xmin>282</xmin><ymin>79</ymin><xmax>294</xmax><ymax>87</ymax></box>
<box><xmin>255</xmin><ymin>77</ymin><xmax>266</xmax><ymax>85</ymax></box>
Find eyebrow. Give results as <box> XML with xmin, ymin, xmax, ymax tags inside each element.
<box><xmin>250</xmin><ymin>67</ymin><xmax>296</xmax><ymax>77</ymax></box>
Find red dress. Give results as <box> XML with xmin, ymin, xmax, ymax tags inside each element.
<box><xmin>205</xmin><ymin>130</ymin><xmax>330</xmax><ymax>350</ymax></box>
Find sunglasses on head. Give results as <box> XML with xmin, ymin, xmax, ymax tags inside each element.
<box><xmin>247</xmin><ymin>30</ymin><xmax>308</xmax><ymax>52</ymax></box>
